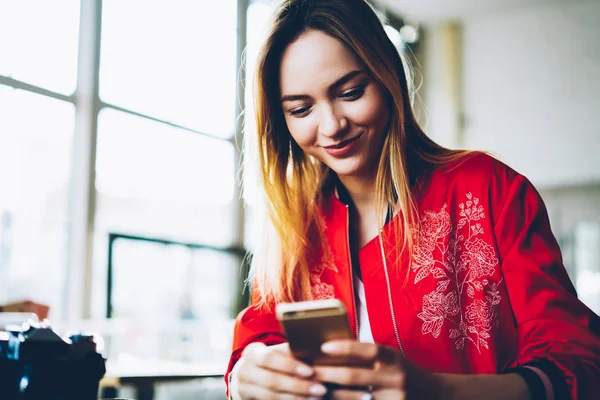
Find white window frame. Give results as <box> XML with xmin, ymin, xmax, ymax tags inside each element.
<box><xmin>0</xmin><ymin>0</ymin><xmax>249</xmax><ymax>321</ymax></box>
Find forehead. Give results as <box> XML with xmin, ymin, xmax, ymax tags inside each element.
<box><xmin>279</xmin><ymin>30</ymin><xmax>364</xmax><ymax>95</ymax></box>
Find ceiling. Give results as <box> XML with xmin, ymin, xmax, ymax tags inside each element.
<box><xmin>380</xmin><ymin>0</ymin><xmax>591</xmax><ymax>22</ymax></box>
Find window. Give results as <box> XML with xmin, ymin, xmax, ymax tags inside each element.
<box><xmin>0</xmin><ymin>86</ymin><xmax>75</xmax><ymax>319</ymax></box>
<box><xmin>91</xmin><ymin>109</ymin><xmax>238</xmax><ymax>318</ymax></box>
<box><xmin>95</xmin><ymin>108</ymin><xmax>235</xmax><ymax>208</ymax></box>
<box><xmin>109</xmin><ymin>239</ymin><xmax>240</xmax><ymax>320</ymax></box>
<box><xmin>89</xmin><ymin>0</ymin><xmax>244</xmax><ymax>370</ymax></box>
<box><xmin>0</xmin><ymin>0</ymin><xmax>80</xmax><ymax>95</ymax></box>
<box><xmin>573</xmin><ymin>222</ymin><xmax>600</xmax><ymax>314</ymax></box>
<box><xmin>243</xmin><ymin>0</ymin><xmax>274</xmax><ymax>250</ymax></box>
<box><xmin>1</xmin><ymin>0</ymin><xmax>249</xmax><ymax>377</ymax></box>
<box><xmin>99</xmin><ymin>0</ymin><xmax>238</xmax><ymax>138</ymax></box>
<box><xmin>101</xmin><ymin>236</ymin><xmax>240</xmax><ymax>366</ymax></box>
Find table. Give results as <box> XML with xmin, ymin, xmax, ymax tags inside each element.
<box><xmin>100</xmin><ymin>360</ymin><xmax>225</xmax><ymax>400</ymax></box>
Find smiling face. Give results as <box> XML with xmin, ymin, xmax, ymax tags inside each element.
<box><xmin>279</xmin><ymin>29</ymin><xmax>390</xmax><ymax>181</ymax></box>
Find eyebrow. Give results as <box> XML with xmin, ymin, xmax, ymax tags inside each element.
<box><xmin>280</xmin><ymin>69</ymin><xmax>365</xmax><ymax>102</ymax></box>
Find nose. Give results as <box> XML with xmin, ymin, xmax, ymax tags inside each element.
<box><xmin>318</xmin><ymin>103</ymin><xmax>348</xmax><ymax>138</ymax></box>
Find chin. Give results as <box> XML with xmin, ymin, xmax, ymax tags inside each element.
<box><xmin>328</xmin><ymin>162</ymin><xmax>368</xmax><ymax>179</ymax></box>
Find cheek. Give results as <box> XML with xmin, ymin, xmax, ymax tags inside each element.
<box><xmin>286</xmin><ymin>117</ymin><xmax>318</xmax><ymax>150</ymax></box>
<box><xmin>348</xmin><ymin>95</ymin><xmax>389</xmax><ymax>129</ymax></box>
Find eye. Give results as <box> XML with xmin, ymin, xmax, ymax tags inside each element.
<box><xmin>340</xmin><ymin>84</ymin><xmax>366</xmax><ymax>100</ymax></box>
<box><xmin>289</xmin><ymin>106</ymin><xmax>312</xmax><ymax>117</ymax></box>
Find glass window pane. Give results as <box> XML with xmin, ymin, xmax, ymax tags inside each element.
<box><xmin>105</xmin><ymin>239</ymin><xmax>239</xmax><ymax>364</ymax></box>
<box><xmin>96</xmin><ymin>108</ymin><xmax>235</xmax><ymax>206</ymax></box>
<box><xmin>92</xmin><ymin>108</ymin><xmax>236</xmax><ymax>318</ymax></box>
<box><xmin>573</xmin><ymin>222</ymin><xmax>600</xmax><ymax>315</ymax></box>
<box><xmin>0</xmin><ymin>85</ymin><xmax>75</xmax><ymax>319</ymax></box>
<box><xmin>243</xmin><ymin>1</ymin><xmax>274</xmax><ymax>205</ymax></box>
<box><xmin>245</xmin><ymin>1</ymin><xmax>274</xmax><ymax>115</ymax></box>
<box><xmin>243</xmin><ymin>1</ymin><xmax>274</xmax><ymax>250</ymax></box>
<box><xmin>110</xmin><ymin>239</ymin><xmax>241</xmax><ymax>321</ymax></box>
<box><xmin>99</xmin><ymin>0</ymin><xmax>238</xmax><ymax>138</ymax></box>
<box><xmin>0</xmin><ymin>0</ymin><xmax>80</xmax><ymax>95</ymax></box>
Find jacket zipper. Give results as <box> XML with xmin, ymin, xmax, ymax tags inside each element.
<box><xmin>378</xmin><ymin>232</ymin><xmax>407</xmax><ymax>358</ymax></box>
<box><xmin>345</xmin><ymin>205</ymin><xmax>360</xmax><ymax>339</ymax></box>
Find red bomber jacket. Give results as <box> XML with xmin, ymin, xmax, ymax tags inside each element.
<box><xmin>226</xmin><ymin>153</ymin><xmax>600</xmax><ymax>399</ymax></box>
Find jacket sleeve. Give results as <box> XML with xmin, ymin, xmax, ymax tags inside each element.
<box><xmin>224</xmin><ymin>289</ymin><xmax>286</xmax><ymax>397</ymax></box>
<box><xmin>495</xmin><ymin>173</ymin><xmax>600</xmax><ymax>399</ymax></box>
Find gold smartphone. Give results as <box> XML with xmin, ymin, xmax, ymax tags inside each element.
<box><xmin>276</xmin><ymin>299</ymin><xmax>370</xmax><ymax>367</ymax></box>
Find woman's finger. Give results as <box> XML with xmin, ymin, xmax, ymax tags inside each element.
<box><xmin>243</xmin><ymin>342</ymin><xmax>315</xmax><ymax>378</ymax></box>
<box><xmin>373</xmin><ymin>388</ymin><xmax>407</xmax><ymax>400</ymax></box>
<box><xmin>314</xmin><ymin>365</ymin><xmax>376</xmax><ymax>387</ymax></box>
<box><xmin>329</xmin><ymin>388</ymin><xmax>371</xmax><ymax>400</ymax></box>
<box><xmin>239</xmin><ymin>383</ymin><xmax>323</xmax><ymax>400</ymax></box>
<box><xmin>315</xmin><ymin>365</ymin><xmax>406</xmax><ymax>390</ymax></box>
<box><xmin>238</xmin><ymin>364</ymin><xmax>327</xmax><ymax>397</ymax></box>
<box><xmin>321</xmin><ymin>340</ymin><xmax>378</xmax><ymax>361</ymax></box>
<box><xmin>270</xmin><ymin>342</ymin><xmax>292</xmax><ymax>354</ymax></box>
<box><xmin>329</xmin><ymin>388</ymin><xmax>407</xmax><ymax>400</ymax></box>
<box><xmin>321</xmin><ymin>341</ymin><xmax>405</xmax><ymax>370</ymax></box>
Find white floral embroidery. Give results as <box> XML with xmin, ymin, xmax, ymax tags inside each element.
<box><xmin>310</xmin><ymin>242</ymin><xmax>338</xmax><ymax>300</ymax></box>
<box><xmin>413</xmin><ymin>192</ymin><xmax>502</xmax><ymax>353</ymax></box>
<box><xmin>310</xmin><ymin>274</ymin><xmax>335</xmax><ymax>300</ymax></box>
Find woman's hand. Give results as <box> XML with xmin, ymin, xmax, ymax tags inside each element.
<box><xmin>231</xmin><ymin>342</ymin><xmax>329</xmax><ymax>400</ymax></box>
<box><xmin>313</xmin><ymin>340</ymin><xmax>443</xmax><ymax>399</ymax></box>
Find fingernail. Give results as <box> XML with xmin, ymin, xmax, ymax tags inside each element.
<box><xmin>296</xmin><ymin>365</ymin><xmax>314</xmax><ymax>377</ymax></box>
<box><xmin>309</xmin><ymin>384</ymin><xmax>327</xmax><ymax>396</ymax></box>
<box><xmin>321</xmin><ymin>342</ymin><xmax>337</xmax><ymax>353</ymax></box>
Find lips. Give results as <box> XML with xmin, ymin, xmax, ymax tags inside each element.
<box><xmin>323</xmin><ymin>134</ymin><xmax>361</xmax><ymax>149</ymax></box>
<box><xmin>321</xmin><ymin>133</ymin><xmax>362</xmax><ymax>157</ymax></box>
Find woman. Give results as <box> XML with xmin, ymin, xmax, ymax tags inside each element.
<box><xmin>226</xmin><ymin>0</ymin><xmax>600</xmax><ymax>398</ymax></box>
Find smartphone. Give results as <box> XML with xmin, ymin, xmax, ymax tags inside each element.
<box><xmin>276</xmin><ymin>299</ymin><xmax>370</xmax><ymax>367</ymax></box>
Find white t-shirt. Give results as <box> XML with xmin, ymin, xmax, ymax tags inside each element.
<box><xmin>354</xmin><ymin>275</ymin><xmax>374</xmax><ymax>343</ymax></box>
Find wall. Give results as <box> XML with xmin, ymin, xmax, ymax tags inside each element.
<box><xmin>460</xmin><ymin>0</ymin><xmax>600</xmax><ymax>188</ymax></box>
<box><xmin>417</xmin><ymin>0</ymin><xmax>600</xmax><ymax>188</ymax></box>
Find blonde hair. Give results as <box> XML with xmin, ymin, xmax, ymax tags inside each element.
<box><xmin>248</xmin><ymin>0</ymin><xmax>473</xmax><ymax>306</ymax></box>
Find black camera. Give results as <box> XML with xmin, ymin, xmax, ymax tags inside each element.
<box><xmin>0</xmin><ymin>321</ymin><xmax>106</xmax><ymax>400</ymax></box>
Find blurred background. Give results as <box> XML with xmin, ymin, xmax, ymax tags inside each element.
<box><xmin>0</xmin><ymin>0</ymin><xmax>598</xmax><ymax>398</ymax></box>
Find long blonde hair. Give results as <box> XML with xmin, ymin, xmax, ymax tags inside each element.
<box><xmin>248</xmin><ymin>0</ymin><xmax>472</xmax><ymax>306</ymax></box>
